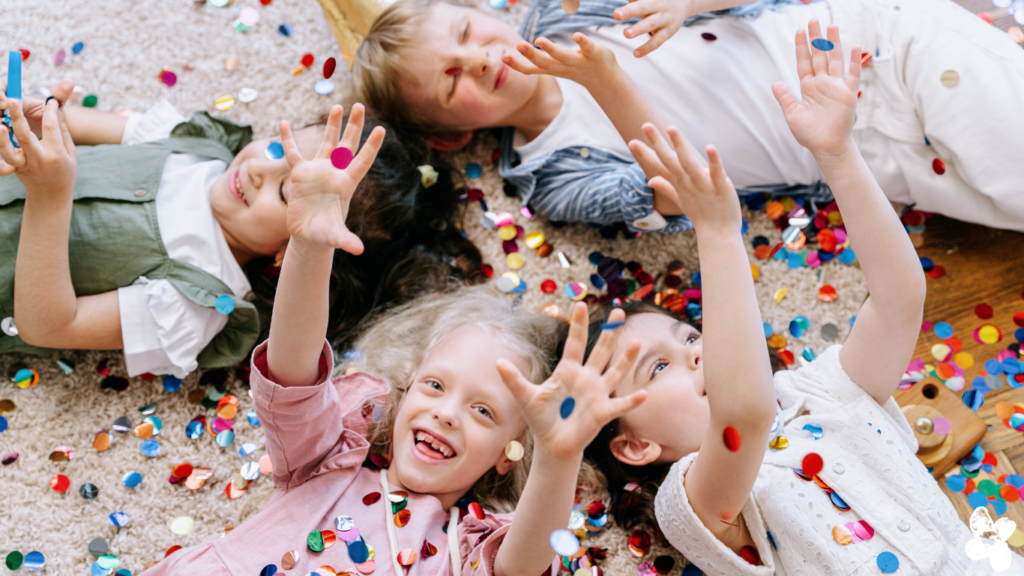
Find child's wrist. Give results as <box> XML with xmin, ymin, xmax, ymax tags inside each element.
<box><xmin>812</xmin><ymin>139</ymin><xmax>860</xmax><ymax>172</ymax></box>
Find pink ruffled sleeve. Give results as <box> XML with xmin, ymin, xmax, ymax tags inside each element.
<box><xmin>458</xmin><ymin>511</ymin><xmax>559</xmax><ymax>576</ymax></box>
<box><xmin>250</xmin><ymin>340</ymin><xmax>389</xmax><ymax>491</ymax></box>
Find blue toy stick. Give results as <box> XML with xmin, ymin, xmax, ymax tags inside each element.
<box><xmin>4</xmin><ymin>50</ymin><xmax>21</xmax><ymax>148</ymax></box>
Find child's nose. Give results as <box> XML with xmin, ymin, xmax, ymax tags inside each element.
<box><xmin>686</xmin><ymin>345</ymin><xmax>702</xmax><ymax>370</ymax></box>
<box><xmin>465</xmin><ymin>51</ymin><xmax>490</xmax><ymax>77</ymax></box>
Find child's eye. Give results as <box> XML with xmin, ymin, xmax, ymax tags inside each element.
<box><xmin>686</xmin><ymin>334</ymin><xmax>698</xmax><ymax>344</ymax></box>
<box><xmin>279</xmin><ymin>181</ymin><xmax>287</xmax><ymax>204</ymax></box>
<box><xmin>651</xmin><ymin>360</ymin><xmax>668</xmax><ymax>379</ymax></box>
<box><xmin>461</xmin><ymin>21</ymin><xmax>470</xmax><ymax>43</ymax></box>
<box><xmin>475</xmin><ymin>406</ymin><xmax>491</xmax><ymax>418</ymax></box>
<box><xmin>427</xmin><ymin>381</ymin><xmax>442</xmax><ymax>391</ymax></box>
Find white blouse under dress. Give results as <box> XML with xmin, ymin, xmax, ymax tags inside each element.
<box><xmin>116</xmin><ymin>101</ymin><xmax>251</xmax><ymax>379</ymax></box>
<box><xmin>655</xmin><ymin>345</ymin><xmax>1024</xmax><ymax>575</ymax></box>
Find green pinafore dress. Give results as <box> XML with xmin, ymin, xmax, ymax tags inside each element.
<box><xmin>0</xmin><ymin>112</ymin><xmax>259</xmax><ymax>368</ymax></box>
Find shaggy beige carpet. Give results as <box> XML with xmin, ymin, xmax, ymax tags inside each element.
<box><xmin>1</xmin><ymin>0</ymin><xmax>1017</xmax><ymax>573</ymax></box>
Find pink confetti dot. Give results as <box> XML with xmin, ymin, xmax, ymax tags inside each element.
<box><xmin>330</xmin><ymin>147</ymin><xmax>353</xmax><ymax>170</ymax></box>
<box><xmin>932</xmin><ymin>416</ymin><xmax>952</xmax><ymax>435</ymax></box>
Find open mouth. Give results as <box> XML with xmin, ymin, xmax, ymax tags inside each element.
<box><xmin>494</xmin><ymin>61</ymin><xmax>509</xmax><ymax>91</ymax></box>
<box><xmin>414</xmin><ymin>429</ymin><xmax>456</xmax><ymax>460</ymax></box>
<box><xmin>228</xmin><ymin>168</ymin><xmax>248</xmax><ymax>207</ymax></box>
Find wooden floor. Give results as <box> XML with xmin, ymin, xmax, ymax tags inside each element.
<box><xmin>894</xmin><ymin>215</ymin><xmax>1024</xmax><ymax>551</ymax></box>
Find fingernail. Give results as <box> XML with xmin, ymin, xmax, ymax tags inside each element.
<box><xmin>634</xmin><ymin>50</ymin><xmax>641</xmax><ymax>57</ymax></box>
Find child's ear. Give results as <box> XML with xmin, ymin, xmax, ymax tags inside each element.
<box><xmin>494</xmin><ymin>453</ymin><xmax>515</xmax><ymax>475</ymax></box>
<box><xmin>609</xmin><ymin>433</ymin><xmax>662</xmax><ymax>467</ymax></box>
<box><xmin>273</xmin><ymin>244</ymin><xmax>288</xmax><ymax>267</ymax></box>
<box><xmin>427</xmin><ymin>131</ymin><xmax>474</xmax><ymax>151</ymax></box>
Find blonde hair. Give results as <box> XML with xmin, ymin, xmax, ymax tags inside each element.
<box><xmin>340</xmin><ymin>284</ymin><xmax>563</xmax><ymax>512</ymax></box>
<box><xmin>353</xmin><ymin>0</ymin><xmax>465</xmax><ymax>130</ymax></box>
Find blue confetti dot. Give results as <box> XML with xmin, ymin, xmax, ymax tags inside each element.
<box><xmin>1015</xmin><ymin>328</ymin><xmax>1024</xmax><ymax>343</ymax></box>
<box><xmin>681</xmin><ymin>565</ymin><xmax>704</xmax><ymax>576</ymax></box>
<box><xmin>919</xmin><ymin>257</ymin><xmax>934</xmax><ymax>271</ymax></box>
<box><xmin>24</xmin><ymin>551</ymin><xmax>45</xmax><ymax>572</ymax></box>
<box><xmin>1003</xmin><ymin>357</ymin><xmax>1022</xmax><ymax>375</ymax></box>
<box><xmin>850</xmin><ymin>316</ymin><xmax>856</xmax><ymax>328</ymax></box>
<box><xmin>141</xmin><ymin>439</ymin><xmax>162</xmax><ymax>457</ymax></box>
<box><xmin>162</xmin><ymin>374</ymin><xmax>182</xmax><ymax>392</ymax></box>
<box><xmin>802</xmin><ymin>423</ymin><xmax>823</xmax><ymax>439</ymax></box>
<box><xmin>1010</xmin><ymin>413</ymin><xmax>1024</xmax><ymax>430</ymax></box>
<box><xmin>0</xmin><ymin>416</ymin><xmax>6</xmax><ymax>434</ymax></box>
<box><xmin>837</xmin><ymin>248</ymin><xmax>857</xmax><ymax>264</ymax></box>
<box><xmin>972</xmin><ymin>380</ymin><xmax>990</xmax><ymax>395</ymax></box>
<box><xmin>465</xmin><ymin>162</ymin><xmax>483</xmax><ymax>178</ymax></box>
<box><xmin>122</xmin><ymin>471</ymin><xmax>143</xmax><ymax>488</ymax></box>
<box><xmin>348</xmin><ymin>538</ymin><xmax>370</xmax><ymax>563</ymax></box>
<box><xmin>766</xmin><ymin>531</ymin><xmax>778</xmax><ymax>550</ymax></box>
<box><xmin>945</xmin><ymin>475</ymin><xmax>966</xmax><ymax>492</ymax></box>
<box><xmin>247</xmin><ymin>408</ymin><xmax>261</xmax><ymax>427</ymax></box>
<box><xmin>751</xmin><ymin>235</ymin><xmax>769</xmax><ymax>248</ymax></box>
<box><xmin>810</xmin><ymin>38</ymin><xmax>835</xmax><ymax>51</ymax></box>
<box><xmin>763</xmin><ymin>322</ymin><xmax>774</xmax><ymax>338</ymax></box>
<box><xmin>260</xmin><ymin>565</ymin><xmax>278</xmax><ymax>576</ymax></box>
<box><xmin>215</xmin><ymin>294</ymin><xmax>235</xmax><ymax>315</ymax></box>
<box><xmin>787</xmin><ymin>251</ymin><xmax>804</xmax><ymax>269</ymax></box>
<box><xmin>691</xmin><ymin>271</ymin><xmax>701</xmax><ymax>287</ymax></box>
<box><xmin>817</xmin><ymin>250</ymin><xmax>835</xmax><ymax>262</ymax></box>
<box><xmin>744</xmin><ymin>192</ymin><xmax>769</xmax><ymax>210</ymax></box>
<box><xmin>1006</xmin><ymin>474</ymin><xmax>1024</xmax><ymax>488</ymax></box>
<box><xmin>185</xmin><ymin>420</ymin><xmax>204</xmax><ymax>440</ymax></box>
<box><xmin>802</xmin><ymin>347</ymin><xmax>816</xmax><ymax>362</ymax></box>
<box><xmin>216</xmin><ymin>430</ymin><xmax>236</xmax><ymax>447</ymax></box>
<box><xmin>588</xmin><ymin>251</ymin><xmax>604</xmax><ymax>265</ymax></box>
<box><xmin>829</xmin><ymin>491</ymin><xmax>849</xmax><ymax>509</ymax></box>
<box><xmin>560</xmin><ymin>397</ymin><xmax>575</xmax><ymax>419</ymax></box>
<box><xmin>685</xmin><ymin>302</ymin><xmax>702</xmax><ymax>321</ymax></box>
<box><xmin>963</xmin><ymin>389</ymin><xmax>983</xmax><ymax>411</ymax></box>
<box><xmin>876</xmin><ymin>551</ymin><xmax>899</xmax><ymax>573</ymax></box>
<box><xmin>590</xmin><ymin>274</ymin><xmax>606</xmax><ymax>289</ymax></box>
<box><xmin>510</xmin><ymin>279</ymin><xmax>527</xmax><ymax>294</ymax></box>
<box><xmin>933</xmin><ymin>321</ymin><xmax>953</xmax><ymax>339</ymax></box>
<box><xmin>600</xmin><ymin>320</ymin><xmax>625</xmax><ymax>331</ymax></box>
<box><xmin>115</xmin><ymin>569</ymin><xmax>131</xmax><ymax>576</ymax></box>
<box><xmin>985</xmin><ymin>359</ymin><xmax>1003</xmax><ymax>375</ymax></box>
<box><xmin>993</xmin><ymin>499</ymin><xmax>1008</xmax><ymax>516</ymax></box>
<box><xmin>265</xmin><ymin>142</ymin><xmax>284</xmax><ymax>160</ymax></box>
<box><xmin>72</xmin><ymin>42</ymin><xmax>84</xmax><ymax>55</ymax></box>
<box><xmin>924</xmin><ymin>135</ymin><xmax>931</xmax><ymax>147</ymax></box>
<box><xmin>278</xmin><ymin>23</ymin><xmax>294</xmax><ymax>36</ymax></box>
<box><xmin>108</xmin><ymin>511</ymin><xmax>130</xmax><ymax>527</ymax></box>
<box><xmin>91</xmin><ymin>561</ymin><xmax>109</xmax><ymax>576</ymax></box>
<box><xmin>741</xmin><ymin>219</ymin><xmax>748</xmax><ymax>234</ymax></box>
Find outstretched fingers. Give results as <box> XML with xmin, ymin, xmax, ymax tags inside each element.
<box><xmin>502</xmin><ymin>50</ymin><xmax>544</xmax><ymax>76</ymax></box>
<box><xmin>279</xmin><ymin>120</ymin><xmax>306</xmax><ymax>168</ymax></box>
<box><xmin>602</xmin><ymin>389</ymin><xmax>648</xmax><ymax>423</ymax></box>
<box><xmin>560</xmin><ymin>302</ymin><xmax>590</xmax><ymax>365</ymax></box>
<box><xmin>584</xmin><ymin>308</ymin><xmax>625</xmax><ymax>371</ymax></box>
<box><xmin>496</xmin><ymin>358</ymin><xmax>536</xmax><ymax>408</ymax></box>
<box><xmin>807</xmin><ymin>19</ymin><xmax>829</xmax><ymax>76</ymax></box>
<box><xmin>826</xmin><ymin>24</ymin><xmax>845</xmax><ymax>78</ymax></box>
<box><xmin>706</xmin><ymin>145</ymin><xmax>728</xmax><ymax>190</ymax></box>
<box><xmin>600</xmin><ymin>339</ymin><xmax>641</xmax><ymax>395</ymax></box>
<box><xmin>344</xmin><ymin>126</ymin><xmax>385</xmax><ymax>185</ymax></box>
<box><xmin>339</xmin><ymin>104</ymin><xmax>367</xmax><ymax>156</ymax></box>
<box><xmin>846</xmin><ymin>45</ymin><xmax>863</xmax><ymax>93</ymax></box>
<box><xmin>794</xmin><ymin>29</ymin><xmax>813</xmax><ymax>81</ymax></box>
<box><xmin>317</xmin><ymin>105</ymin><xmax>346</xmax><ymax>159</ymax></box>
<box><xmin>771</xmin><ymin>81</ymin><xmax>799</xmax><ymax>119</ymax></box>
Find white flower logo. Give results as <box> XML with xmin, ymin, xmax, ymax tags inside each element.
<box><xmin>965</xmin><ymin>507</ymin><xmax>1015</xmax><ymax>572</ymax></box>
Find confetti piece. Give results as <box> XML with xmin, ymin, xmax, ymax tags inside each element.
<box><xmin>723</xmin><ymin>426</ymin><xmax>742</xmax><ymax>451</ymax></box>
<box><xmin>802</xmin><ymin>453</ymin><xmax>823</xmax><ymax>476</ymax></box>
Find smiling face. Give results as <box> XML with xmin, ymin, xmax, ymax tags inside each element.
<box><xmin>610</xmin><ymin>313</ymin><xmax>709</xmax><ymax>464</ymax></box>
<box><xmin>389</xmin><ymin>324</ymin><xmax>531</xmax><ymax>507</ymax></box>
<box><xmin>209</xmin><ymin>126</ymin><xmax>325</xmax><ymax>264</ymax></box>
<box><xmin>397</xmin><ymin>2</ymin><xmax>539</xmax><ymax>131</ymax></box>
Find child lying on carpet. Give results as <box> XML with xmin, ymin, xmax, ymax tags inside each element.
<box><xmin>147</xmin><ymin>104</ymin><xmax>647</xmax><ymax>574</ymax></box>
<box><xmin>353</xmin><ymin>0</ymin><xmax>1024</xmax><ymax>233</ymax></box>
<box><xmin>0</xmin><ymin>80</ymin><xmax>481</xmax><ymax>378</ymax></box>
<box><xmin>579</xmin><ymin>21</ymin><xmax>1024</xmax><ymax>574</ymax></box>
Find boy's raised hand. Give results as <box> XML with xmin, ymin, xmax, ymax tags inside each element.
<box><xmin>772</xmin><ymin>20</ymin><xmax>861</xmax><ymax>158</ymax></box>
<box><xmin>0</xmin><ymin>98</ymin><xmax>76</xmax><ymax>194</ymax></box>
<box><xmin>496</xmin><ymin>304</ymin><xmax>646</xmax><ymax>462</ymax></box>
<box><xmin>279</xmin><ymin>103</ymin><xmax>384</xmax><ymax>256</ymax></box>
<box><xmin>613</xmin><ymin>0</ymin><xmax>691</xmax><ymax>57</ymax></box>
<box><xmin>629</xmin><ymin>123</ymin><xmax>740</xmax><ymax>232</ymax></box>
<box><xmin>502</xmin><ymin>33</ymin><xmax>618</xmax><ymax>88</ymax></box>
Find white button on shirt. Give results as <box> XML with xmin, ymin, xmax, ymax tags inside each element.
<box><xmin>655</xmin><ymin>345</ymin><xmax>1024</xmax><ymax>575</ymax></box>
<box><xmin>116</xmin><ymin>101</ymin><xmax>251</xmax><ymax>378</ymax></box>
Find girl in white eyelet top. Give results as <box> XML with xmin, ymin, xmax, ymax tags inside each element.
<box><xmin>581</xmin><ymin>20</ymin><xmax>1024</xmax><ymax>576</ymax></box>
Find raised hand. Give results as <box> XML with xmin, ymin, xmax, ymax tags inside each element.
<box><xmin>629</xmin><ymin>123</ymin><xmax>739</xmax><ymax>232</ymax></box>
<box><xmin>496</xmin><ymin>303</ymin><xmax>646</xmax><ymax>462</ymax></box>
<box><xmin>771</xmin><ymin>20</ymin><xmax>861</xmax><ymax>158</ymax></box>
<box><xmin>501</xmin><ymin>33</ymin><xmax>618</xmax><ymax>88</ymax></box>
<box><xmin>0</xmin><ymin>98</ymin><xmax>76</xmax><ymax>193</ymax></box>
<box><xmin>1</xmin><ymin>79</ymin><xmax>75</xmax><ymax>138</ymax></box>
<box><xmin>613</xmin><ymin>0</ymin><xmax>692</xmax><ymax>58</ymax></box>
<box><xmin>279</xmin><ymin>103</ymin><xmax>385</xmax><ymax>255</ymax></box>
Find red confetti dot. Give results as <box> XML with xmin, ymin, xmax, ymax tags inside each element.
<box><xmin>541</xmin><ymin>279</ymin><xmax>557</xmax><ymax>294</ymax></box>
<box><xmin>323</xmin><ymin>57</ymin><xmax>337</xmax><ymax>80</ymax></box>
<box><xmin>778</xmin><ymin>349</ymin><xmax>795</xmax><ymax>366</ymax></box>
<box><xmin>19</xmin><ymin>49</ymin><xmax>30</xmax><ymax>62</ymax></box>
<box><xmin>480</xmin><ymin>264</ymin><xmax>494</xmax><ymax>278</ymax></box>
<box><xmin>932</xmin><ymin>158</ymin><xmax>946</xmax><ymax>175</ymax></box>
<box><xmin>901</xmin><ymin>210</ymin><xmax>925</xmax><ymax>226</ymax></box>
<box><xmin>768</xmin><ymin>242</ymin><xmax>784</xmax><ymax>258</ymax></box>
<box><xmin>860</xmin><ymin>51</ymin><xmax>872</xmax><ymax>66</ymax></box>
<box><xmin>301</xmin><ymin>53</ymin><xmax>314</xmax><ymax>68</ymax></box>
<box><xmin>723</xmin><ymin>426</ymin><xmax>742</xmax><ymax>452</ymax></box>
<box><xmin>927</xmin><ymin>265</ymin><xmax>946</xmax><ymax>279</ymax></box>
<box><xmin>978</xmin><ymin>11</ymin><xmax>993</xmax><ymax>24</ymax></box>
<box><xmin>140</xmin><ymin>372</ymin><xmax>157</xmax><ymax>381</ymax></box>
<box><xmin>467</xmin><ymin>188</ymin><xmax>484</xmax><ymax>202</ymax></box>
<box><xmin>739</xmin><ymin>545</ymin><xmax>760</xmax><ymax>565</ymax></box>
<box><xmin>701</xmin><ymin>32</ymin><xmax>717</xmax><ymax>41</ymax></box>
<box><xmin>802</xmin><ymin>453</ymin><xmax>823</xmax><ymax>477</ymax></box>
<box><xmin>50</xmin><ymin>474</ymin><xmax>70</xmax><ymax>492</ymax></box>
<box><xmin>362</xmin><ymin>491</ymin><xmax>382</xmax><ymax>505</ymax></box>
<box><xmin>469</xmin><ymin>501</ymin><xmax>484</xmax><ymax>520</ymax></box>
<box><xmin>165</xmin><ymin>545</ymin><xmax>182</xmax><ymax>557</ymax></box>
<box><xmin>975</xmin><ymin>303</ymin><xmax>994</xmax><ymax>319</ymax></box>
<box><xmin>1014</xmin><ymin>311</ymin><xmax>1024</xmax><ymax>327</ymax></box>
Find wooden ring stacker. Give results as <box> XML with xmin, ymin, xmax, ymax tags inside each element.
<box><xmin>896</xmin><ymin>378</ymin><xmax>987</xmax><ymax>478</ymax></box>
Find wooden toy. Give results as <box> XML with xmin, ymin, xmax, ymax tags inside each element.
<box><xmin>897</xmin><ymin>376</ymin><xmax>987</xmax><ymax>478</ymax></box>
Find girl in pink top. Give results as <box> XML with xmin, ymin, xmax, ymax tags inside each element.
<box><xmin>144</xmin><ymin>104</ymin><xmax>646</xmax><ymax>576</ymax></box>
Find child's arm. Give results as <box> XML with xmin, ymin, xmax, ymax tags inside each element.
<box><xmin>266</xmin><ymin>104</ymin><xmax>384</xmax><ymax>387</ymax></box>
<box><xmin>1</xmin><ymin>99</ymin><xmax>125</xmax><ymax>349</ymax></box>
<box><xmin>492</xmin><ymin>304</ymin><xmax>647</xmax><ymax>576</ymax></box>
<box><xmin>629</xmin><ymin>126</ymin><xmax>777</xmax><ymax>552</ymax></box>
<box><xmin>612</xmin><ymin>0</ymin><xmax>759</xmax><ymax>57</ymax></box>
<box><xmin>771</xmin><ymin>21</ymin><xmax>926</xmax><ymax>405</ymax></box>
<box><xmin>503</xmin><ymin>34</ymin><xmax>697</xmax><ymax>215</ymax></box>
<box><xmin>1</xmin><ymin>80</ymin><xmax>126</xmax><ymax>145</ymax></box>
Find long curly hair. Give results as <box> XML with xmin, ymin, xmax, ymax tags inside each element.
<box><xmin>242</xmin><ymin>111</ymin><xmax>484</xmax><ymax>351</ymax></box>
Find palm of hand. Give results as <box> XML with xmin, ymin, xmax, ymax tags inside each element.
<box><xmin>285</xmin><ymin>159</ymin><xmax>355</xmax><ymax>249</ymax></box>
<box><xmin>786</xmin><ymin>74</ymin><xmax>857</xmax><ymax>154</ymax></box>
<box><xmin>523</xmin><ymin>362</ymin><xmax>618</xmax><ymax>461</ymax></box>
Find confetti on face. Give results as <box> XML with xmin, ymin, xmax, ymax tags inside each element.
<box><xmin>445</xmin><ymin>67</ymin><xmax>462</xmax><ymax>76</ymax></box>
